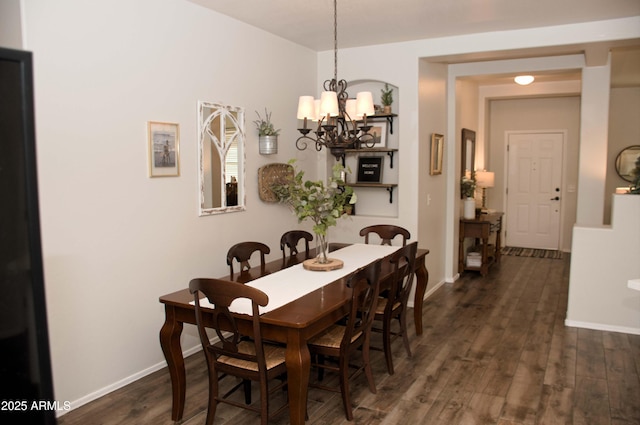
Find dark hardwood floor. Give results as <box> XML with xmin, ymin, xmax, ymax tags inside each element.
<box><xmin>58</xmin><ymin>254</ymin><xmax>640</xmax><ymax>424</ymax></box>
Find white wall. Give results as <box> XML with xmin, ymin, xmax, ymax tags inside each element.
<box><xmin>605</xmin><ymin>87</ymin><xmax>640</xmax><ymax>223</ymax></box>
<box><xmin>416</xmin><ymin>60</ymin><xmax>448</xmax><ymax>294</ymax></box>
<box><xmin>14</xmin><ymin>0</ymin><xmax>316</xmax><ymax>407</ymax></box>
<box><xmin>567</xmin><ymin>195</ymin><xmax>640</xmax><ymax>334</ymax></box>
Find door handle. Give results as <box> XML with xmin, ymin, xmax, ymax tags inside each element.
<box><xmin>550</xmin><ymin>196</ymin><xmax>560</xmax><ymax>201</ymax></box>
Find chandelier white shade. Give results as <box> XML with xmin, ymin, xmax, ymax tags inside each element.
<box><xmin>296</xmin><ymin>96</ymin><xmax>316</xmax><ymax>120</ymax></box>
<box><xmin>356</xmin><ymin>91</ymin><xmax>374</xmax><ymax>116</ymax></box>
<box><xmin>319</xmin><ymin>91</ymin><xmax>339</xmax><ymax>117</ymax></box>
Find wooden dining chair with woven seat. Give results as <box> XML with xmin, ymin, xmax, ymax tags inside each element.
<box><xmin>189</xmin><ymin>278</ymin><xmax>288</xmax><ymax>425</ymax></box>
<box><xmin>307</xmin><ymin>261</ymin><xmax>381</xmax><ymax>421</ymax></box>
<box><xmin>279</xmin><ymin>230</ymin><xmax>313</xmax><ymax>267</ymax></box>
<box><xmin>226</xmin><ymin>241</ymin><xmax>270</xmax><ymax>280</ymax></box>
<box><xmin>371</xmin><ymin>241</ymin><xmax>417</xmax><ymax>375</ymax></box>
<box><xmin>359</xmin><ymin>224</ymin><xmax>410</xmax><ymax>246</ymax></box>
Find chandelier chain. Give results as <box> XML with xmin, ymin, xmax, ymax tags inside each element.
<box><xmin>333</xmin><ymin>0</ymin><xmax>337</xmax><ymax>82</ymax></box>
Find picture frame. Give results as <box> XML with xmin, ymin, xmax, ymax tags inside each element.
<box><xmin>148</xmin><ymin>121</ymin><xmax>180</xmax><ymax>177</ymax></box>
<box><xmin>357</xmin><ymin>156</ymin><xmax>384</xmax><ymax>183</ymax></box>
<box><xmin>430</xmin><ymin>133</ymin><xmax>444</xmax><ymax>175</ymax></box>
<box><xmin>367</xmin><ymin>121</ymin><xmax>387</xmax><ymax>147</ymax></box>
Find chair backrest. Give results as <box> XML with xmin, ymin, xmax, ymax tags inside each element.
<box><xmin>280</xmin><ymin>230</ymin><xmax>313</xmax><ymax>265</ymax></box>
<box><xmin>342</xmin><ymin>260</ymin><xmax>382</xmax><ymax>349</ymax></box>
<box><xmin>359</xmin><ymin>225</ymin><xmax>410</xmax><ymax>246</ymax></box>
<box><xmin>226</xmin><ymin>242</ymin><xmax>270</xmax><ymax>278</ymax></box>
<box><xmin>387</xmin><ymin>242</ymin><xmax>418</xmax><ymax>310</ymax></box>
<box><xmin>189</xmin><ymin>278</ymin><xmax>269</xmax><ymax>372</ymax></box>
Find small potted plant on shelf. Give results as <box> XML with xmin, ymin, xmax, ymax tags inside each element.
<box><xmin>254</xmin><ymin>108</ymin><xmax>280</xmax><ymax>155</ymax></box>
<box><xmin>272</xmin><ymin>161</ymin><xmax>357</xmax><ymax>268</ymax></box>
<box><xmin>381</xmin><ymin>83</ymin><xmax>393</xmax><ymax>114</ymax></box>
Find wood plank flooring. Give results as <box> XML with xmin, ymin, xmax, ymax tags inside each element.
<box><xmin>58</xmin><ymin>254</ymin><xmax>640</xmax><ymax>424</ymax></box>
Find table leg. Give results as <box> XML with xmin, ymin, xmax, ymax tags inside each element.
<box><xmin>413</xmin><ymin>257</ymin><xmax>429</xmax><ymax>335</ymax></box>
<box><xmin>481</xmin><ymin>236</ymin><xmax>489</xmax><ymax>276</ymax></box>
<box><xmin>159</xmin><ymin>305</ymin><xmax>186</xmax><ymax>421</ymax></box>
<box><xmin>285</xmin><ymin>330</ymin><xmax>310</xmax><ymax>425</ymax></box>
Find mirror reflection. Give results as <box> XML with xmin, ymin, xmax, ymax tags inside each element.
<box><xmin>461</xmin><ymin>128</ymin><xmax>476</xmax><ymax>199</ymax></box>
<box><xmin>461</xmin><ymin>128</ymin><xmax>476</xmax><ymax>177</ymax></box>
<box><xmin>615</xmin><ymin>145</ymin><xmax>640</xmax><ymax>183</ymax></box>
<box><xmin>198</xmin><ymin>101</ymin><xmax>245</xmax><ymax>215</ymax></box>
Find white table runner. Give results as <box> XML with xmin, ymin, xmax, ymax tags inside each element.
<box><xmin>192</xmin><ymin>243</ymin><xmax>400</xmax><ymax>315</ymax></box>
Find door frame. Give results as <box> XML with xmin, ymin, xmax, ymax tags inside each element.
<box><xmin>502</xmin><ymin>130</ymin><xmax>568</xmax><ymax>250</ymax></box>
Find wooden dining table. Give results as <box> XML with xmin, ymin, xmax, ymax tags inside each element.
<box><xmin>159</xmin><ymin>244</ymin><xmax>429</xmax><ymax>425</ymax></box>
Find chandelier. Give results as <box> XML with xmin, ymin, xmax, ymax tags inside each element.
<box><xmin>295</xmin><ymin>0</ymin><xmax>375</xmax><ymax>160</ymax></box>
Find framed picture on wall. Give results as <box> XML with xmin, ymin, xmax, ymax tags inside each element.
<box><xmin>357</xmin><ymin>156</ymin><xmax>384</xmax><ymax>183</ymax></box>
<box><xmin>430</xmin><ymin>133</ymin><xmax>444</xmax><ymax>175</ymax></box>
<box><xmin>148</xmin><ymin>121</ymin><xmax>180</xmax><ymax>177</ymax></box>
<box><xmin>367</xmin><ymin>121</ymin><xmax>387</xmax><ymax>147</ymax></box>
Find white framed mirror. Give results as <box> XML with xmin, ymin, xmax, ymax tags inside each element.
<box><xmin>198</xmin><ymin>101</ymin><xmax>246</xmax><ymax>215</ymax></box>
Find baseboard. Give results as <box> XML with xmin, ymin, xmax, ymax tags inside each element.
<box><xmin>564</xmin><ymin>319</ymin><xmax>640</xmax><ymax>336</ymax></box>
<box><xmin>408</xmin><ymin>278</ymin><xmax>446</xmax><ymax>308</ymax></box>
<box><xmin>56</xmin><ymin>343</ymin><xmax>204</xmax><ymax>417</ymax></box>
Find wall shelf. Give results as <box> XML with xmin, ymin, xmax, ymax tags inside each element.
<box><xmin>342</xmin><ymin>148</ymin><xmax>398</xmax><ymax>168</ymax></box>
<box><xmin>349</xmin><ymin>183</ymin><xmax>397</xmax><ymax>203</ymax></box>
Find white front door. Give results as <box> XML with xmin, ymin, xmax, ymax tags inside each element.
<box><xmin>506</xmin><ymin>132</ymin><xmax>563</xmax><ymax>250</ymax></box>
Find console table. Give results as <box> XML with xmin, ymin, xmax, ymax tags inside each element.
<box><xmin>458</xmin><ymin>212</ymin><xmax>503</xmax><ymax>276</ymax></box>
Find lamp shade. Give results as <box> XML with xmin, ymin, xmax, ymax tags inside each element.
<box><xmin>355</xmin><ymin>91</ymin><xmax>374</xmax><ymax>116</ymax></box>
<box><xmin>296</xmin><ymin>96</ymin><xmax>316</xmax><ymax>120</ymax></box>
<box><xmin>475</xmin><ymin>171</ymin><xmax>495</xmax><ymax>188</ymax></box>
<box><xmin>345</xmin><ymin>99</ymin><xmax>362</xmax><ymax>120</ymax></box>
<box><xmin>319</xmin><ymin>91</ymin><xmax>339</xmax><ymax>117</ymax></box>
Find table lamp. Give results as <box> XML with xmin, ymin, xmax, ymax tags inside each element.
<box><xmin>475</xmin><ymin>170</ymin><xmax>495</xmax><ymax>210</ymax></box>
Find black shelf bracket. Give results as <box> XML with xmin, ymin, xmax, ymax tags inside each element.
<box><xmin>386</xmin><ymin>115</ymin><xmax>395</xmax><ymax>134</ymax></box>
<box><xmin>386</xmin><ymin>151</ymin><xmax>395</xmax><ymax>168</ymax></box>
<box><xmin>386</xmin><ymin>186</ymin><xmax>395</xmax><ymax>203</ymax></box>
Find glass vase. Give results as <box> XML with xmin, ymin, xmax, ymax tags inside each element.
<box><xmin>315</xmin><ymin>233</ymin><xmax>329</xmax><ymax>264</ymax></box>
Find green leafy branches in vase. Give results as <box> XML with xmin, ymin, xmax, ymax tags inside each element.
<box><xmin>273</xmin><ymin>161</ymin><xmax>357</xmax><ymax>264</ymax></box>
<box><xmin>461</xmin><ymin>171</ymin><xmax>476</xmax><ymax>199</ymax></box>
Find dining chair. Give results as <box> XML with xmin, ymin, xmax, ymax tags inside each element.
<box><xmin>279</xmin><ymin>230</ymin><xmax>313</xmax><ymax>266</ymax></box>
<box><xmin>371</xmin><ymin>241</ymin><xmax>417</xmax><ymax>375</ymax></box>
<box><xmin>359</xmin><ymin>224</ymin><xmax>410</xmax><ymax>246</ymax></box>
<box><xmin>307</xmin><ymin>260</ymin><xmax>381</xmax><ymax>421</ymax></box>
<box><xmin>189</xmin><ymin>278</ymin><xmax>288</xmax><ymax>425</ymax></box>
<box><xmin>226</xmin><ymin>241</ymin><xmax>270</xmax><ymax>278</ymax></box>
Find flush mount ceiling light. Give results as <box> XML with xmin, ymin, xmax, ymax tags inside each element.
<box><xmin>514</xmin><ymin>75</ymin><xmax>535</xmax><ymax>85</ymax></box>
<box><xmin>295</xmin><ymin>0</ymin><xmax>375</xmax><ymax>160</ymax></box>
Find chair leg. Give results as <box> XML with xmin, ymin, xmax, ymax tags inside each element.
<box><xmin>243</xmin><ymin>379</ymin><xmax>252</xmax><ymax>405</ymax></box>
<box><xmin>399</xmin><ymin>312</ymin><xmax>412</xmax><ymax>358</ymax></box>
<box><xmin>362</xmin><ymin>336</ymin><xmax>377</xmax><ymax>395</ymax></box>
<box><xmin>317</xmin><ymin>354</ymin><xmax>325</xmax><ymax>381</ymax></box>
<box><xmin>383</xmin><ymin>315</ymin><xmax>394</xmax><ymax>375</ymax></box>
<box><xmin>338</xmin><ymin>354</ymin><xmax>353</xmax><ymax>421</ymax></box>
<box><xmin>259</xmin><ymin>378</ymin><xmax>269</xmax><ymax>425</ymax></box>
<box><xmin>206</xmin><ymin>369</ymin><xmax>219</xmax><ymax>425</ymax></box>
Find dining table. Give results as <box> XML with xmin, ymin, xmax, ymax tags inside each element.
<box><xmin>159</xmin><ymin>243</ymin><xmax>429</xmax><ymax>425</ymax></box>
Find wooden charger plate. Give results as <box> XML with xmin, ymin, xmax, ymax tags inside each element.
<box><xmin>303</xmin><ymin>258</ymin><xmax>344</xmax><ymax>271</ymax></box>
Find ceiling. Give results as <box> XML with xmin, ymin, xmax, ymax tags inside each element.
<box><xmin>189</xmin><ymin>0</ymin><xmax>640</xmax><ymax>86</ymax></box>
